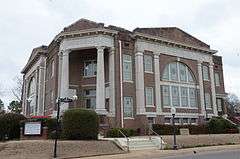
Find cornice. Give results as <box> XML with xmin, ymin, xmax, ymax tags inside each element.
<box><xmin>54</xmin><ymin>28</ymin><xmax>118</xmax><ymax>42</ymax></box>
<box><xmin>133</xmin><ymin>32</ymin><xmax>217</xmax><ymax>54</ymax></box>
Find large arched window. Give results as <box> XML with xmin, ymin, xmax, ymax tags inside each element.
<box><xmin>161</xmin><ymin>62</ymin><xmax>198</xmax><ymax>108</ymax></box>
<box><xmin>27</xmin><ymin>77</ymin><xmax>37</xmax><ymax>115</ymax></box>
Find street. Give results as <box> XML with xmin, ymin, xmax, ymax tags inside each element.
<box><xmin>161</xmin><ymin>149</ymin><xmax>240</xmax><ymax>159</ymax></box>
<box><xmin>81</xmin><ymin>145</ymin><xmax>240</xmax><ymax>159</ymax></box>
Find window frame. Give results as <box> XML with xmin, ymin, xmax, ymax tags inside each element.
<box><xmin>83</xmin><ymin>60</ymin><xmax>97</xmax><ymax>77</ymax></box>
<box><xmin>122</xmin><ymin>54</ymin><xmax>133</xmax><ymax>82</ymax></box>
<box><xmin>123</xmin><ymin>96</ymin><xmax>134</xmax><ymax>118</ymax></box>
<box><xmin>144</xmin><ymin>54</ymin><xmax>153</xmax><ymax>73</ymax></box>
<box><xmin>145</xmin><ymin>87</ymin><xmax>154</xmax><ymax>107</ymax></box>
<box><xmin>202</xmin><ymin>65</ymin><xmax>209</xmax><ymax>81</ymax></box>
<box><xmin>205</xmin><ymin>93</ymin><xmax>212</xmax><ymax>109</ymax></box>
<box><xmin>214</xmin><ymin>72</ymin><xmax>220</xmax><ymax>86</ymax></box>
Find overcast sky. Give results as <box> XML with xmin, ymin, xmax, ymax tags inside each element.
<box><xmin>0</xmin><ymin>0</ymin><xmax>240</xmax><ymax>106</ymax></box>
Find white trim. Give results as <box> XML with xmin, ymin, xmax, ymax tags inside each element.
<box><xmin>119</xmin><ymin>40</ymin><xmax>124</xmax><ymax>128</ymax></box>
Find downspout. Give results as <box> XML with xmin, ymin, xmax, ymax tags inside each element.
<box><xmin>119</xmin><ymin>40</ymin><xmax>124</xmax><ymax>128</ymax></box>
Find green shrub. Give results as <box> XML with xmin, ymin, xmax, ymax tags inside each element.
<box><xmin>152</xmin><ymin>124</ymin><xmax>209</xmax><ymax>135</ymax></box>
<box><xmin>45</xmin><ymin>118</ymin><xmax>58</xmax><ymax>139</ymax></box>
<box><xmin>207</xmin><ymin>117</ymin><xmax>239</xmax><ymax>134</ymax></box>
<box><xmin>62</xmin><ymin>108</ymin><xmax>99</xmax><ymax>140</ymax></box>
<box><xmin>106</xmin><ymin>128</ymin><xmax>137</xmax><ymax>138</ymax></box>
<box><xmin>0</xmin><ymin>113</ymin><xmax>26</xmax><ymax>141</ymax></box>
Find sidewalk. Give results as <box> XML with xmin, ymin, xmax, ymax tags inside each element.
<box><xmin>79</xmin><ymin>144</ymin><xmax>240</xmax><ymax>159</ymax></box>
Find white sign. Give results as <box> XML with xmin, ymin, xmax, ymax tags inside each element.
<box><xmin>24</xmin><ymin>122</ymin><xmax>42</xmax><ymax>135</ymax></box>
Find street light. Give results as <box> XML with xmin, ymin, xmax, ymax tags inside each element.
<box><xmin>53</xmin><ymin>95</ymin><xmax>78</xmax><ymax>158</ymax></box>
<box><xmin>171</xmin><ymin>107</ymin><xmax>178</xmax><ymax>150</ymax></box>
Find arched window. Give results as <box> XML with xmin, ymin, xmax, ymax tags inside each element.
<box><xmin>27</xmin><ymin>77</ymin><xmax>36</xmax><ymax>115</ymax></box>
<box><xmin>161</xmin><ymin>62</ymin><xmax>198</xmax><ymax>108</ymax></box>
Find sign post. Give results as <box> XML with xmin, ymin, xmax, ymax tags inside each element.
<box><xmin>171</xmin><ymin>107</ymin><xmax>178</xmax><ymax>150</ymax></box>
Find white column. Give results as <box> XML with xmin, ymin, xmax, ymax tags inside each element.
<box><xmin>96</xmin><ymin>46</ymin><xmax>107</xmax><ymax>115</ymax></box>
<box><xmin>109</xmin><ymin>47</ymin><xmax>115</xmax><ymax>116</ymax></box>
<box><xmin>154</xmin><ymin>53</ymin><xmax>162</xmax><ymax>114</ymax></box>
<box><xmin>210</xmin><ymin>63</ymin><xmax>218</xmax><ymax>116</ymax></box>
<box><xmin>135</xmin><ymin>52</ymin><xmax>145</xmax><ymax>114</ymax></box>
<box><xmin>59</xmin><ymin>49</ymin><xmax>70</xmax><ymax>112</ymax></box>
<box><xmin>198</xmin><ymin>61</ymin><xmax>206</xmax><ymax>117</ymax></box>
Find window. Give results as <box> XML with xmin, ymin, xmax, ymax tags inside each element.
<box><xmin>215</xmin><ymin>73</ymin><xmax>220</xmax><ymax>86</ymax></box>
<box><xmin>161</xmin><ymin>62</ymin><xmax>198</xmax><ymax>108</ymax></box>
<box><xmin>190</xmin><ymin>118</ymin><xmax>197</xmax><ymax>124</ymax></box>
<box><xmin>28</xmin><ymin>77</ymin><xmax>36</xmax><ymax>115</ymax></box>
<box><xmin>170</xmin><ymin>62</ymin><xmax>178</xmax><ymax>81</ymax></box>
<box><xmin>84</xmin><ymin>89</ymin><xmax>96</xmax><ymax>109</ymax></box>
<box><xmin>144</xmin><ymin>55</ymin><xmax>153</xmax><ymax>72</ymax></box>
<box><xmin>145</xmin><ymin>87</ymin><xmax>154</xmax><ymax>106</ymax></box>
<box><xmin>217</xmin><ymin>98</ymin><xmax>222</xmax><ymax>112</ymax></box>
<box><xmin>171</xmin><ymin>86</ymin><xmax>180</xmax><ymax>107</ymax></box>
<box><xmin>162</xmin><ymin>62</ymin><xmax>195</xmax><ymax>83</ymax></box>
<box><xmin>205</xmin><ymin>93</ymin><xmax>212</xmax><ymax>109</ymax></box>
<box><xmin>123</xmin><ymin>54</ymin><xmax>132</xmax><ymax>81</ymax></box>
<box><xmin>162</xmin><ymin>85</ymin><xmax>171</xmax><ymax>106</ymax></box>
<box><xmin>182</xmin><ymin>118</ymin><xmax>189</xmax><ymax>125</ymax></box>
<box><xmin>51</xmin><ymin>60</ymin><xmax>54</xmax><ymax>78</ymax></box>
<box><xmin>174</xmin><ymin>118</ymin><xmax>180</xmax><ymax>124</ymax></box>
<box><xmin>189</xmin><ymin>88</ymin><xmax>197</xmax><ymax>107</ymax></box>
<box><xmin>180</xmin><ymin>87</ymin><xmax>188</xmax><ymax>107</ymax></box>
<box><xmin>179</xmin><ymin>63</ymin><xmax>187</xmax><ymax>82</ymax></box>
<box><xmin>84</xmin><ymin>61</ymin><xmax>97</xmax><ymax>77</ymax></box>
<box><xmin>124</xmin><ymin>97</ymin><xmax>133</xmax><ymax>118</ymax></box>
<box><xmin>203</xmin><ymin>65</ymin><xmax>209</xmax><ymax>80</ymax></box>
<box><xmin>164</xmin><ymin>118</ymin><xmax>171</xmax><ymax>124</ymax></box>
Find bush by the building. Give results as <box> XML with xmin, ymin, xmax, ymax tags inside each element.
<box><xmin>62</xmin><ymin>108</ymin><xmax>99</xmax><ymax>140</ymax></box>
<box><xmin>106</xmin><ymin>128</ymin><xmax>137</xmax><ymax>138</ymax></box>
<box><xmin>0</xmin><ymin>113</ymin><xmax>26</xmax><ymax>141</ymax></box>
<box><xmin>207</xmin><ymin>117</ymin><xmax>239</xmax><ymax>134</ymax></box>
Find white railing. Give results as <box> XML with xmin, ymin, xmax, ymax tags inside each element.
<box><xmin>118</xmin><ymin>129</ymin><xmax>130</xmax><ymax>152</ymax></box>
<box><xmin>148</xmin><ymin>127</ymin><xmax>164</xmax><ymax>150</ymax></box>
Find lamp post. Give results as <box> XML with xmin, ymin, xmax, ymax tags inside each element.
<box><xmin>171</xmin><ymin>107</ymin><xmax>177</xmax><ymax>150</ymax></box>
<box><xmin>53</xmin><ymin>95</ymin><xmax>78</xmax><ymax>158</ymax></box>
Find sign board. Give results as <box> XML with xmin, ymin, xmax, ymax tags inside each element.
<box><xmin>180</xmin><ymin>128</ymin><xmax>190</xmax><ymax>135</ymax></box>
<box><xmin>24</xmin><ymin>122</ymin><xmax>42</xmax><ymax>135</ymax></box>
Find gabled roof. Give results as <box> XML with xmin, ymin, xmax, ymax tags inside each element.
<box><xmin>63</xmin><ymin>18</ymin><xmax>104</xmax><ymax>32</ymax></box>
<box><xmin>133</xmin><ymin>27</ymin><xmax>210</xmax><ymax>49</ymax></box>
<box><xmin>21</xmin><ymin>45</ymin><xmax>47</xmax><ymax>74</ymax></box>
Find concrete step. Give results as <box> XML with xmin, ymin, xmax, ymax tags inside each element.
<box><xmin>128</xmin><ymin>138</ymin><xmax>158</xmax><ymax>150</ymax></box>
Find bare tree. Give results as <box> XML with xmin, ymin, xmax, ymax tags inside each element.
<box><xmin>11</xmin><ymin>75</ymin><xmax>23</xmax><ymax>102</ymax></box>
<box><xmin>226</xmin><ymin>93</ymin><xmax>240</xmax><ymax>115</ymax></box>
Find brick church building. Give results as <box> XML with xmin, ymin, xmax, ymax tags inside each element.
<box><xmin>21</xmin><ymin>19</ymin><xmax>227</xmax><ymax>131</ymax></box>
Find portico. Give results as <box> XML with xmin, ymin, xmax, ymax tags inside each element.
<box><xmin>57</xmin><ymin>34</ymin><xmax>116</xmax><ymax>116</ymax></box>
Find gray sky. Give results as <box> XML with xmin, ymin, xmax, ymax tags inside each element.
<box><xmin>0</xmin><ymin>0</ymin><xmax>240</xmax><ymax>106</ymax></box>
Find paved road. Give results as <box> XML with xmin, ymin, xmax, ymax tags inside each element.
<box><xmin>161</xmin><ymin>149</ymin><xmax>240</xmax><ymax>159</ymax></box>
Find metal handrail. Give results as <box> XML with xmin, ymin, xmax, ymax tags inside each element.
<box><xmin>118</xmin><ymin>130</ymin><xmax>130</xmax><ymax>152</ymax></box>
<box><xmin>148</xmin><ymin>127</ymin><xmax>163</xmax><ymax>150</ymax></box>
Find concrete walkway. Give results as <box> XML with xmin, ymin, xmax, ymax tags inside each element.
<box><xmin>79</xmin><ymin>144</ymin><xmax>240</xmax><ymax>159</ymax></box>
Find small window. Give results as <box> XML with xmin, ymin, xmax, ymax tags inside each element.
<box><xmin>214</xmin><ymin>73</ymin><xmax>220</xmax><ymax>86</ymax></box>
<box><xmin>124</xmin><ymin>97</ymin><xmax>133</xmax><ymax>118</ymax></box>
<box><xmin>205</xmin><ymin>93</ymin><xmax>212</xmax><ymax>109</ymax></box>
<box><xmin>202</xmin><ymin>65</ymin><xmax>209</xmax><ymax>81</ymax></box>
<box><xmin>182</xmin><ymin>118</ymin><xmax>189</xmax><ymax>125</ymax></box>
<box><xmin>145</xmin><ymin>87</ymin><xmax>154</xmax><ymax>106</ymax></box>
<box><xmin>164</xmin><ymin>117</ymin><xmax>171</xmax><ymax>124</ymax></box>
<box><xmin>51</xmin><ymin>60</ymin><xmax>54</xmax><ymax>78</ymax></box>
<box><xmin>189</xmin><ymin>88</ymin><xmax>197</xmax><ymax>108</ymax></box>
<box><xmin>180</xmin><ymin>87</ymin><xmax>188</xmax><ymax>107</ymax></box>
<box><xmin>217</xmin><ymin>98</ymin><xmax>222</xmax><ymax>112</ymax></box>
<box><xmin>170</xmin><ymin>62</ymin><xmax>178</xmax><ymax>81</ymax></box>
<box><xmin>84</xmin><ymin>89</ymin><xmax>96</xmax><ymax>109</ymax></box>
<box><xmin>123</xmin><ymin>54</ymin><xmax>132</xmax><ymax>81</ymax></box>
<box><xmin>179</xmin><ymin>63</ymin><xmax>187</xmax><ymax>82</ymax></box>
<box><xmin>174</xmin><ymin>118</ymin><xmax>180</xmax><ymax>124</ymax></box>
<box><xmin>171</xmin><ymin>86</ymin><xmax>180</xmax><ymax>107</ymax></box>
<box><xmin>84</xmin><ymin>61</ymin><xmax>97</xmax><ymax>77</ymax></box>
<box><xmin>190</xmin><ymin>118</ymin><xmax>197</xmax><ymax>124</ymax></box>
<box><xmin>144</xmin><ymin>55</ymin><xmax>153</xmax><ymax>72</ymax></box>
<box><xmin>162</xmin><ymin>85</ymin><xmax>171</xmax><ymax>107</ymax></box>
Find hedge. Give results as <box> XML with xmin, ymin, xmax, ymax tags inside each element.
<box><xmin>106</xmin><ymin>128</ymin><xmax>137</xmax><ymax>138</ymax></box>
<box><xmin>0</xmin><ymin>113</ymin><xmax>26</xmax><ymax>141</ymax></box>
<box><xmin>62</xmin><ymin>108</ymin><xmax>99</xmax><ymax>140</ymax></box>
<box><xmin>153</xmin><ymin>117</ymin><xmax>239</xmax><ymax>135</ymax></box>
<box><xmin>207</xmin><ymin>117</ymin><xmax>239</xmax><ymax>134</ymax></box>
